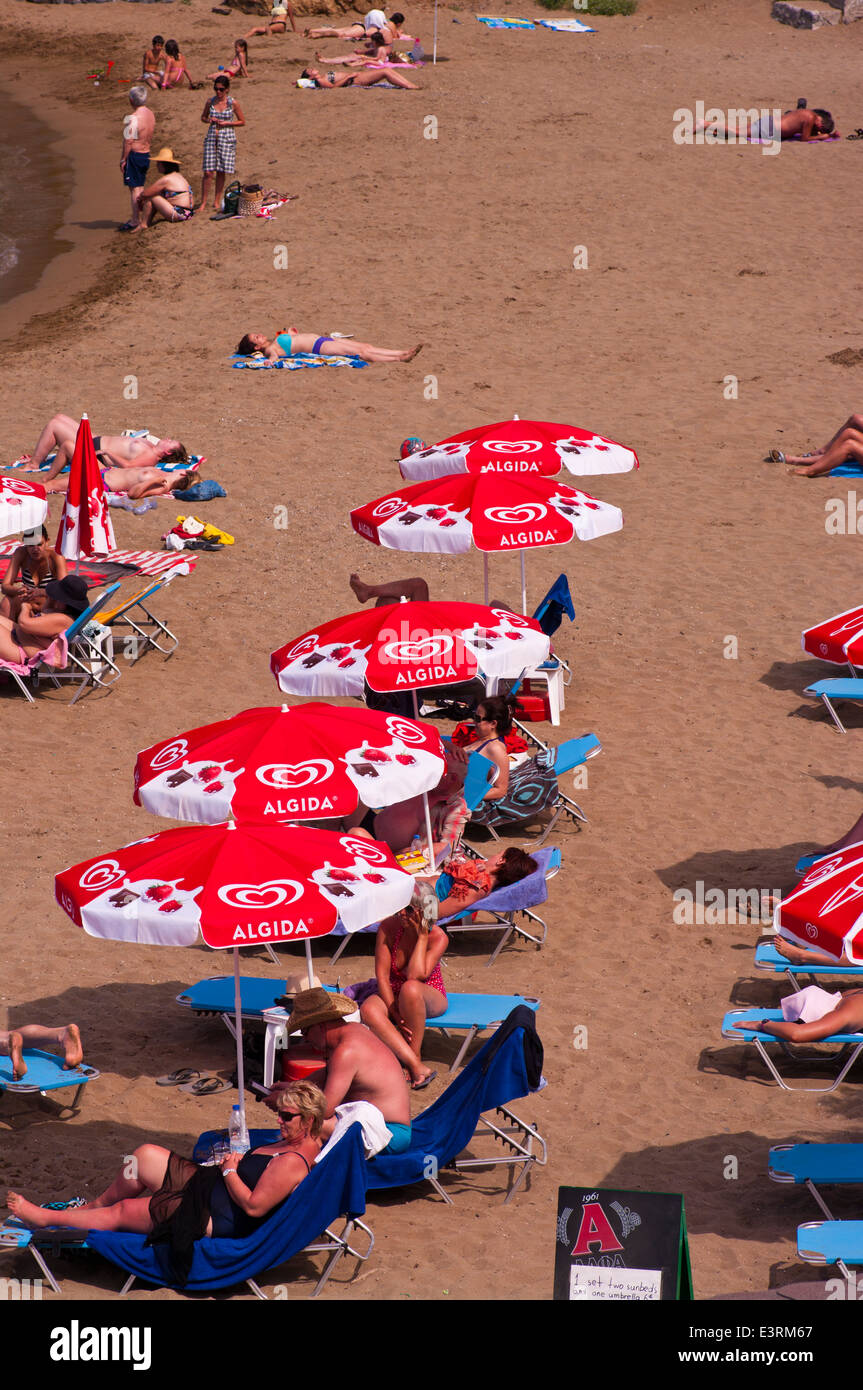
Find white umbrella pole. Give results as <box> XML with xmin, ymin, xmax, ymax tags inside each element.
<box><xmin>483</xmin><ymin>553</ymin><xmax>489</xmax><ymax>606</ymax></box>
<box><xmin>412</xmin><ymin>688</ymin><xmax>437</xmax><ymax>868</ymax></box>
<box><xmin>433</xmin><ymin>0</ymin><xmax>438</xmax><ymax>63</ymax></box>
<box><xmin>305</xmin><ymin>938</ymin><xmax>315</xmax><ymax>987</ymax></box>
<box><xmin>232</xmin><ymin>947</ymin><xmax>246</xmax><ymax>1135</ymax></box>
<box><xmin>520</xmin><ymin>551</ymin><xmax>527</xmax><ymax>615</ymax></box>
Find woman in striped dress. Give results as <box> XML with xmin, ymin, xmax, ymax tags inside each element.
<box><xmin>200</xmin><ymin>76</ymin><xmax>245</xmax><ymax>211</ymax></box>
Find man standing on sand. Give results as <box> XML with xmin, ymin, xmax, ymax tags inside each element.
<box><xmin>279</xmin><ymin>989</ymin><xmax>414</xmax><ymax>1154</ymax></box>
<box><xmin>120</xmin><ymin>86</ymin><xmax>155</xmax><ymax>232</ymax></box>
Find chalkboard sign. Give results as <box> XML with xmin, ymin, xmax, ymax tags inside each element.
<box><xmin>553</xmin><ymin>1187</ymin><xmax>693</xmax><ymax>1301</ymax></box>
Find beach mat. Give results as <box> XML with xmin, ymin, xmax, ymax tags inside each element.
<box><xmin>538</xmin><ymin>17</ymin><xmax>595</xmax><ymax>32</ymax></box>
<box><xmin>230</xmin><ymin>353</ymin><xmax>368</xmax><ymax>370</ymax></box>
<box><xmin>477</xmin><ymin>16</ymin><xmax>536</xmax><ymax>28</ymax></box>
<box><xmin>1</xmin><ymin>556</ymin><xmax>138</xmax><ymax>587</ymax></box>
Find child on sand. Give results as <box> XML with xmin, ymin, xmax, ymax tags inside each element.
<box><xmin>161</xmin><ymin>40</ymin><xmax>201</xmax><ymax>90</ymax></box>
<box><xmin>207</xmin><ymin>39</ymin><xmax>250</xmax><ymax>81</ymax></box>
<box><xmin>1</xmin><ymin>1024</ymin><xmax>84</xmax><ymax>1081</ymax></box>
<box><xmin>142</xmin><ymin>35</ymin><xmax>166</xmax><ymax>89</ymax></box>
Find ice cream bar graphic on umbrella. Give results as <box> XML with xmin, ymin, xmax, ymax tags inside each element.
<box><xmin>55</xmin><ymin>414</ymin><xmax>115</xmax><ymax>562</ymax></box>
<box><xmin>398</xmin><ymin>417</ymin><xmax>639</xmax><ymax>482</ymax></box>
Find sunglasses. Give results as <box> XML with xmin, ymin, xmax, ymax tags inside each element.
<box><xmin>277</xmin><ymin>1110</ymin><xmax>302</xmax><ymax>1122</ymax></box>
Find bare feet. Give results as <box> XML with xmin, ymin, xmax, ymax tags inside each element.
<box><xmin>774</xmin><ymin>939</ymin><xmax>809</xmax><ymax>964</ymax></box>
<box><xmin>62</xmin><ymin>1024</ymin><xmax>83</xmax><ymax>1071</ymax></box>
<box><xmin>349</xmin><ymin>573</ymin><xmax>372</xmax><ymax>604</ymax></box>
<box><xmin>403</xmin><ymin>344</ymin><xmax>424</xmax><ymax>362</ymax></box>
<box><xmin>9</xmin><ymin>1032</ymin><xmax>26</xmax><ymax>1080</ymax></box>
<box><xmin>5</xmin><ymin>1193</ymin><xmax>52</xmax><ymax>1229</ymax></box>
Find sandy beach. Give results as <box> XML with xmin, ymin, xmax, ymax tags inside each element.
<box><xmin>2</xmin><ymin>0</ymin><xmax>863</xmax><ymax>1307</ymax></box>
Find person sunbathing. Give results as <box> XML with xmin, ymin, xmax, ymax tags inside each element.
<box><xmin>19</xmin><ymin>416</ymin><xmax>190</xmax><ymax>477</ymax></box>
<box><xmin>305</xmin><ymin>10</ymin><xmax>411</xmax><ymax>42</ymax></box>
<box><xmin>457</xmin><ymin>695</ymin><xmax>517</xmax><ymax>803</ymax></box>
<box><xmin>1</xmin><ymin>1023</ymin><xmax>83</xmax><ymax>1080</ymax></box>
<box><xmin>697</xmin><ymin>107</ymin><xmax>835</xmax><ymax>142</ymax></box>
<box><xmin>40</xmin><ymin>464</ymin><xmax>197</xmax><ymax>499</ymax></box>
<box><xmin>349</xmin><ymin>573</ymin><xmax>430</xmax><ymax>606</ymax></box>
<box><xmin>357</xmin><ymin>847</ymin><xmax>537</xmax><ymax>1086</ymax></box>
<box><xmin>766</xmin><ymin>413</ymin><xmax>863</xmax><ymax>477</ymax></box>
<box><xmin>0</xmin><ymin>575</ymin><xmax>89</xmax><ymax>663</ymax></box>
<box><xmin>772</xmin><ymin>937</ymin><xmax>854</xmax><ymax>969</ymax></box>
<box><xmin>0</xmin><ymin>526</ymin><xmax>67</xmax><ymax>623</ymax></box>
<box><xmin>236</xmin><ymin>329</ymin><xmax>423</xmax><ymax>365</ymax></box>
<box><xmin>245</xmin><ymin>2</ymin><xmax>297</xmax><ymax>38</ymax></box>
<box><xmin>4</xmin><ymin>1080</ymin><xmax>325</xmax><ymax>1247</ymax></box>
<box><xmin>732</xmin><ymin>985</ymin><xmax>863</xmax><ymax>1039</ymax></box>
<box><xmin>348</xmin><ymin>759</ymin><xmax>468</xmax><ymax>864</ymax></box>
<box><xmin>207</xmin><ymin>39</ymin><xmax>250</xmax><ymax>80</ymax></box>
<box><xmin>315</xmin><ymin>33</ymin><xmax>392</xmax><ymax>66</ymax></box>
<box><xmin>300</xmin><ymin>65</ymin><xmax>418</xmax><ymax>90</ymax></box>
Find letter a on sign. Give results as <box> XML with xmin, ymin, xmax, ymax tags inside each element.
<box><xmin>571</xmin><ymin>1202</ymin><xmax>624</xmax><ymax>1256</ymax></box>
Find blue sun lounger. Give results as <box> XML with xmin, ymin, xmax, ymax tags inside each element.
<box><xmin>176</xmin><ymin>975</ymin><xmax>541</xmax><ymax>1074</ymax></box>
<box><xmin>0</xmin><ymin>1050</ymin><xmax>100</xmax><ymax>1112</ymax></box>
<box><xmin>804</xmin><ymin>678</ymin><xmax>863</xmax><ymax>733</ymax></box>
<box><xmin>722</xmin><ymin>1008</ymin><xmax>863</xmax><ymax>1092</ymax></box>
<box><xmin>797</xmin><ymin>1220</ymin><xmax>863</xmax><ymax>1284</ymax></box>
<box><xmin>240</xmin><ymin>1014</ymin><xmax>548</xmax><ymax>1206</ymax></box>
<box><xmin>769</xmin><ymin>1142</ymin><xmax>863</xmax><ymax>1220</ymax></box>
<box><xmin>754</xmin><ymin>940</ymin><xmax>863</xmax><ymax>985</ymax></box>
<box><xmin>88</xmin><ymin>1123</ymin><xmax>371</xmax><ymax>1298</ymax></box>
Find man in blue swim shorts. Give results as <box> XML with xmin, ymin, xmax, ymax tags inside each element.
<box><xmin>285</xmin><ymin>988</ymin><xmax>414</xmax><ymax>1155</ymax></box>
<box><xmin>120</xmin><ymin>86</ymin><xmax>156</xmax><ymax>231</ymax></box>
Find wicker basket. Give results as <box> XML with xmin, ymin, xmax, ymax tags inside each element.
<box><xmin>237</xmin><ymin>185</ymin><xmax>264</xmax><ymax>218</ymax></box>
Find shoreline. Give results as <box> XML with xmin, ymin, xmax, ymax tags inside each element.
<box><xmin>0</xmin><ymin>57</ymin><xmax>133</xmax><ymax>346</ymax></box>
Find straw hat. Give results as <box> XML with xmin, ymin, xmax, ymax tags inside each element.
<box><xmin>285</xmin><ymin>988</ymin><xmax>357</xmax><ymax>1033</ymax></box>
<box><xmin>153</xmin><ymin>146</ymin><xmax>181</xmax><ymax>168</ymax></box>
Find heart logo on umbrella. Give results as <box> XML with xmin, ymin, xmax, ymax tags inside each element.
<box><xmin>382</xmin><ymin>634</ymin><xmax>453</xmax><ymax>664</ymax></box>
<box><xmin>385</xmin><ymin>716</ymin><xmax>427</xmax><ymax>745</ymax></box>
<box><xmin>79</xmin><ymin>859</ymin><xmax>125</xmax><ymax>892</ymax></box>
<box><xmin>339</xmin><ymin>835</ymin><xmax>389</xmax><ymax>864</ymax></box>
<box><xmin>255</xmin><ymin>760</ymin><xmax>334</xmax><ymax>789</ymax></box>
<box><xmin>482</xmin><ymin>439</ymin><xmax>541</xmax><ymax>454</ymax></box>
<box><xmin>372</xmin><ymin>497</ymin><xmax>406</xmax><ymax>519</ymax></box>
<box><xmin>483</xmin><ymin>503</ymin><xmax>548</xmax><ymax>525</ymax></box>
<box><xmin>285</xmin><ymin>634</ymin><xmax>320</xmax><ymax>661</ymax></box>
<box><xmin>151</xmin><ymin>739</ymin><xmax>190</xmax><ymax>771</ymax></box>
<box><xmin>217</xmin><ymin>880</ymin><xmax>304</xmax><ymax>910</ymax></box>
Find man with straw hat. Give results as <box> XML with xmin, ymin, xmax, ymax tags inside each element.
<box><xmin>276</xmin><ymin>988</ymin><xmax>413</xmax><ymax>1154</ymax></box>
<box><xmin>133</xmin><ymin>147</ymin><xmax>195</xmax><ymax>230</ymax></box>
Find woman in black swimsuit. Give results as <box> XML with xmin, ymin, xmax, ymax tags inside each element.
<box><xmin>300</xmin><ymin>65</ymin><xmax>418</xmax><ymax>90</ymax></box>
<box><xmin>460</xmin><ymin>695</ymin><xmax>515</xmax><ymax>803</ymax></box>
<box><xmin>5</xmin><ymin>1080</ymin><xmax>325</xmax><ymax>1244</ymax></box>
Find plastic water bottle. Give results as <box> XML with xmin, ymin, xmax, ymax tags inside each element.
<box><xmin>228</xmin><ymin>1104</ymin><xmax>249</xmax><ymax>1155</ymax></box>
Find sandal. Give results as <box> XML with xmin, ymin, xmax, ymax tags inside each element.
<box><xmin>763</xmin><ymin>449</ymin><xmax>785</xmax><ymax>463</ymax></box>
<box><xmin>156</xmin><ymin>1068</ymin><xmax>201</xmax><ymax>1087</ymax></box>
<box><xmin>411</xmin><ymin>1070</ymin><xmax>437</xmax><ymax>1091</ymax></box>
<box><xmin>179</xmin><ymin>1075</ymin><xmax>233</xmax><ymax>1096</ymax></box>
<box><xmin>847</xmin><ymin>128</ymin><xmax>863</xmax><ymax>141</ymax></box>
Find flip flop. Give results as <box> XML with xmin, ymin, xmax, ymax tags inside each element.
<box><xmin>411</xmin><ymin>1070</ymin><xmax>437</xmax><ymax>1091</ymax></box>
<box><xmin>847</xmin><ymin>129</ymin><xmax>863</xmax><ymax>141</ymax></box>
<box><xmin>156</xmin><ymin>1068</ymin><xmax>201</xmax><ymax>1087</ymax></box>
<box><xmin>118</xmin><ymin>221</ymin><xmax>138</xmax><ymax>233</ymax></box>
<box><xmin>179</xmin><ymin>1075</ymin><xmax>233</xmax><ymax>1096</ymax></box>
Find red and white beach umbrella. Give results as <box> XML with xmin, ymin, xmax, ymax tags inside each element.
<box><xmin>775</xmin><ymin>842</ymin><xmax>863</xmax><ymax>964</ymax></box>
<box><xmin>134</xmin><ymin>703</ymin><xmax>447</xmax><ymax>824</ymax></box>
<box><xmin>802</xmin><ymin>607</ymin><xmax>863</xmax><ymax>673</ymax></box>
<box><xmin>270</xmin><ymin>601</ymin><xmax>551</xmax><ymax>699</ymax></box>
<box><xmin>399</xmin><ymin>418</ymin><xmax>639</xmax><ymax>482</ymax></box>
<box><xmin>56</xmin><ymin>823</ymin><xmax>415</xmax><ymax>1126</ymax></box>
<box><xmin>55</xmin><ymin>415</ymin><xmax>115</xmax><ymax>560</ymax></box>
<box><xmin>0</xmin><ymin>477</ymin><xmax>48</xmax><ymax>539</ymax></box>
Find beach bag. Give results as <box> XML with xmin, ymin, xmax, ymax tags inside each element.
<box><xmin>237</xmin><ymin>184</ymin><xmax>264</xmax><ymax>218</ymax></box>
<box><xmin>221</xmin><ymin>180</ymin><xmax>241</xmax><ymax>216</ymax></box>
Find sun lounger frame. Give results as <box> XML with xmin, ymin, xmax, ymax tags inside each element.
<box><xmin>722</xmin><ymin>1008</ymin><xmax>863</xmax><ymax>1092</ymax></box>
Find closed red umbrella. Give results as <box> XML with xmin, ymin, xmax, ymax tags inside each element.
<box><xmin>55</xmin><ymin>415</ymin><xmax>115</xmax><ymax>561</ymax></box>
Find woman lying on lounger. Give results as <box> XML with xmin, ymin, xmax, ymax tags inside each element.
<box><xmin>5</xmin><ymin>1080</ymin><xmax>325</xmax><ymax>1246</ymax></box>
<box><xmin>357</xmin><ymin>847</ymin><xmax>536</xmax><ymax>1086</ymax></box>
<box><xmin>38</xmin><ymin>464</ymin><xmax>197</xmax><ymax>500</ymax></box>
<box><xmin>300</xmin><ymin>66</ymin><xmax>418</xmax><ymax>90</ymax></box>
<box><xmin>236</xmin><ymin>328</ymin><xmax>423</xmax><ymax>364</ymax></box>
<box><xmin>1</xmin><ymin>1023</ymin><xmax>83</xmax><ymax>1081</ymax></box>
<box><xmin>732</xmin><ymin>985</ymin><xmax>863</xmax><ymax>1039</ymax></box>
<box><xmin>0</xmin><ymin>575</ymin><xmax>89</xmax><ymax>664</ymax></box>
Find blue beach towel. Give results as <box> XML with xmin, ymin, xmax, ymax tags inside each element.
<box><xmin>477</xmin><ymin>15</ymin><xmax>536</xmax><ymax>28</ymax></box>
<box><xmin>230</xmin><ymin>353</ymin><xmax>368</xmax><ymax>371</ymax></box>
<box><xmin>538</xmin><ymin>17</ymin><xmax>595</xmax><ymax>32</ymax></box>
